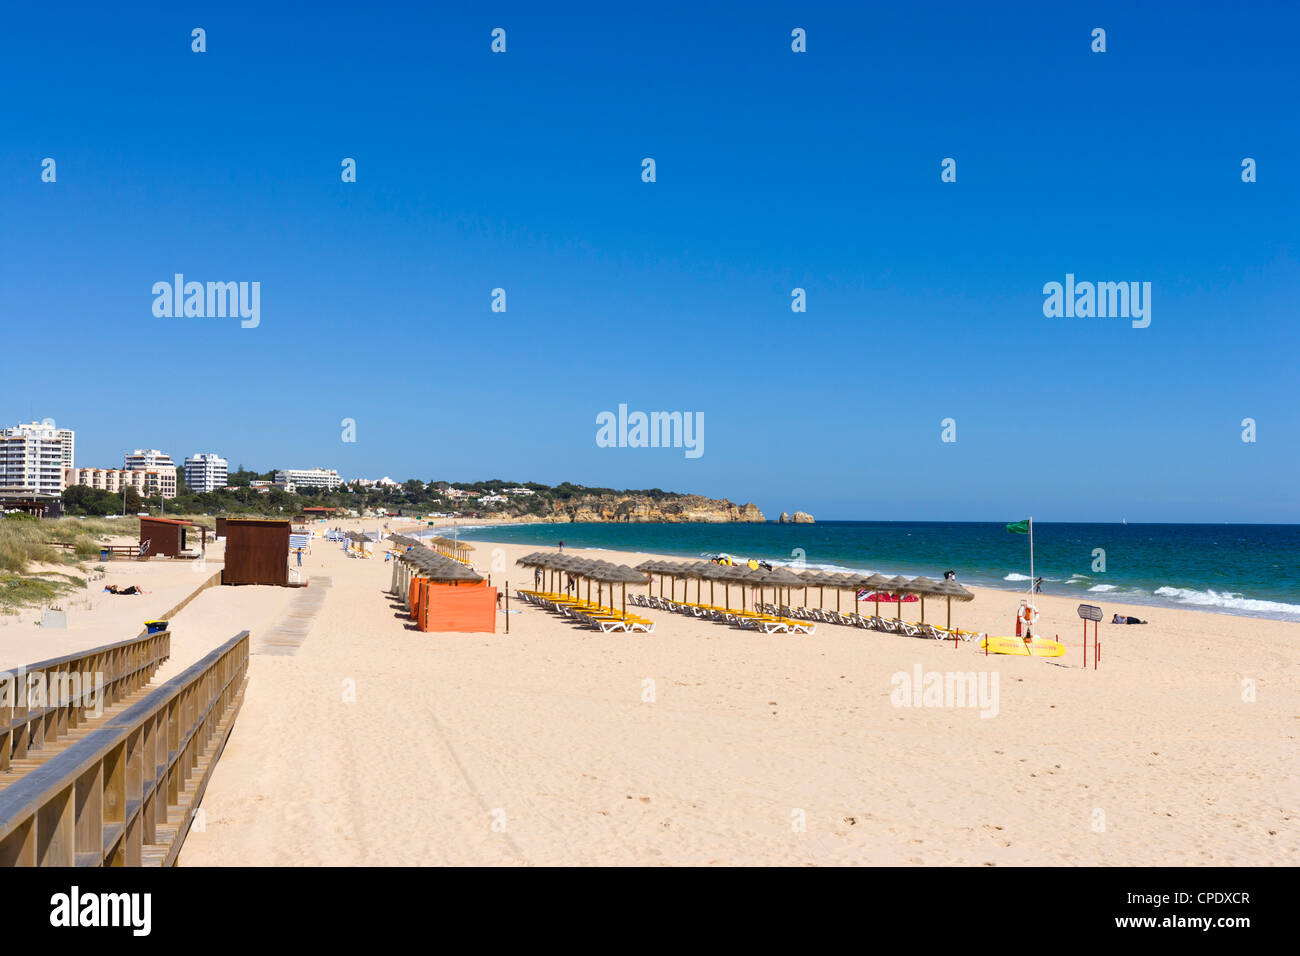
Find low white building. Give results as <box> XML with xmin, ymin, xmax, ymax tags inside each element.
<box><xmin>184</xmin><ymin>453</ymin><xmax>228</xmax><ymax>493</ymax></box>
<box><xmin>275</xmin><ymin>468</ymin><xmax>343</xmax><ymax>493</ymax></box>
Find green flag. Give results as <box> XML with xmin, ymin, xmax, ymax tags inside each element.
<box><xmin>1006</xmin><ymin>519</ymin><xmax>1031</xmax><ymax>535</ymax></box>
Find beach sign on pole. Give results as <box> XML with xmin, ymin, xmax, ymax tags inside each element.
<box><xmin>1077</xmin><ymin>603</ymin><xmax>1102</xmax><ymax>668</ymax></box>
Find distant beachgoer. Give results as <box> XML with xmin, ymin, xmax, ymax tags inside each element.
<box><xmin>1033</xmin><ymin>577</ymin><xmax>1043</xmax><ymax>593</ymax></box>
<box><xmin>1112</xmin><ymin>613</ymin><xmax>1147</xmax><ymax>625</ymax></box>
<box><xmin>535</xmin><ymin>568</ymin><xmax>542</xmax><ymax>588</ymax></box>
<box><xmin>558</xmin><ymin>540</ymin><xmax>564</xmax><ymax>552</ymax></box>
<box><xmin>944</xmin><ymin>570</ymin><xmax>956</xmax><ymax>580</ymax></box>
<box><xmin>105</xmin><ymin>585</ymin><xmax>146</xmax><ymax>595</ymax></box>
<box><xmin>296</xmin><ymin>549</ymin><xmax>303</xmax><ymax>567</ymax></box>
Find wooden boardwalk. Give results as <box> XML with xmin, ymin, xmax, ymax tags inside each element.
<box><xmin>0</xmin><ymin>632</ymin><xmax>249</xmax><ymax>867</ymax></box>
<box><xmin>253</xmin><ymin>577</ymin><xmax>332</xmax><ymax>655</ymax></box>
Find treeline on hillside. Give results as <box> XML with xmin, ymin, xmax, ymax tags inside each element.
<box><xmin>59</xmin><ymin>476</ymin><xmax>684</xmax><ymax>518</ymax></box>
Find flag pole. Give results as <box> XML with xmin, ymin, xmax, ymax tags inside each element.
<box><xmin>1026</xmin><ymin>516</ymin><xmax>1035</xmax><ymax>653</ymax></box>
<box><xmin>1029</xmin><ymin>516</ymin><xmax>1034</xmax><ymax>603</ymax></box>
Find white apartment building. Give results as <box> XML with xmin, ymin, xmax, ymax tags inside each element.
<box><xmin>274</xmin><ymin>468</ymin><xmax>343</xmax><ymax>493</ymax></box>
<box><xmin>1</xmin><ymin>422</ymin><xmax>72</xmax><ymax>495</ymax></box>
<box><xmin>124</xmin><ymin>449</ymin><xmax>175</xmax><ymax>472</ymax></box>
<box><xmin>184</xmin><ymin>453</ymin><xmax>228</xmax><ymax>493</ymax></box>
<box><xmin>65</xmin><ymin>467</ymin><xmax>176</xmax><ymax>499</ymax></box>
<box><xmin>503</xmin><ymin>487</ymin><xmax>534</xmax><ymax>496</ymax></box>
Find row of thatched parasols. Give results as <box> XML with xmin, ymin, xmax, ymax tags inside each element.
<box><xmin>392</xmin><ymin>542</ymin><xmax>484</xmax><ymax>583</ymax></box>
<box><xmin>516</xmin><ymin>551</ymin><xmax>652</xmax><ymax>619</ymax></box>
<box><xmin>633</xmin><ymin>559</ymin><xmax>974</xmax><ymax>628</ymax></box>
<box><xmin>518</xmin><ymin>552</ymin><xmax>975</xmax><ymax>629</ymax></box>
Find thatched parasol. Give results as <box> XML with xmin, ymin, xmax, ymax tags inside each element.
<box><xmin>906</xmin><ymin>575</ymin><xmax>942</xmax><ymax>623</ymax></box>
<box><xmin>882</xmin><ymin>575</ymin><xmax>914</xmax><ymax>620</ymax></box>
<box><xmin>930</xmin><ymin>579</ymin><xmax>974</xmax><ymax>629</ymax></box>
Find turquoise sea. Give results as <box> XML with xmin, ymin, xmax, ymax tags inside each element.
<box><xmin>441</xmin><ymin>521</ymin><xmax>1300</xmax><ymax>622</ymax></box>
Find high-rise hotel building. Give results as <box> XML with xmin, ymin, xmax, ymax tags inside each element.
<box><xmin>0</xmin><ymin>421</ymin><xmax>74</xmax><ymax>495</ymax></box>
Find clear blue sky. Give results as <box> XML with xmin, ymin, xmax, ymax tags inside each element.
<box><xmin>3</xmin><ymin>1</ymin><xmax>1296</xmax><ymax>522</ymax></box>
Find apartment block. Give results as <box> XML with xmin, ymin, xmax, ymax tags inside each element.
<box><xmin>1</xmin><ymin>422</ymin><xmax>71</xmax><ymax>495</ymax></box>
<box><xmin>66</xmin><ymin>467</ymin><xmax>177</xmax><ymax>499</ymax></box>
<box><xmin>124</xmin><ymin>448</ymin><xmax>176</xmax><ymax>472</ymax></box>
<box><xmin>184</xmin><ymin>453</ymin><xmax>229</xmax><ymax>493</ymax></box>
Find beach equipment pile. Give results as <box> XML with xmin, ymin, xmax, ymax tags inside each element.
<box><xmin>515</xmin><ymin>552</ymin><xmax>655</xmax><ymax>633</ymax></box>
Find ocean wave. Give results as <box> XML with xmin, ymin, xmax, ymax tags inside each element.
<box><xmin>1153</xmin><ymin>586</ymin><xmax>1300</xmax><ymax>617</ymax></box>
<box><xmin>1004</xmin><ymin>573</ymin><xmax>1031</xmax><ymax>581</ymax></box>
<box><xmin>1088</xmin><ymin>584</ymin><xmax>1118</xmax><ymax>592</ymax></box>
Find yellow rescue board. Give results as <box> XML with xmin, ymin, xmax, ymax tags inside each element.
<box><xmin>979</xmin><ymin>635</ymin><xmax>1067</xmax><ymax>657</ymax></box>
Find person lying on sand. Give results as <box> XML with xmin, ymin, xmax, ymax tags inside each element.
<box><xmin>1112</xmin><ymin>613</ymin><xmax>1146</xmax><ymax>624</ymax></box>
<box><xmin>104</xmin><ymin>584</ymin><xmax>148</xmax><ymax>595</ymax></box>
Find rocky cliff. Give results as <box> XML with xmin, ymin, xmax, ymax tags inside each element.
<box><xmin>538</xmin><ymin>494</ymin><xmax>765</xmax><ymax>523</ymax></box>
<box><xmin>777</xmin><ymin>510</ymin><xmax>816</xmax><ymax>524</ymax></box>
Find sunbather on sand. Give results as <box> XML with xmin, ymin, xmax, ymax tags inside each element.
<box><xmin>104</xmin><ymin>584</ymin><xmax>148</xmax><ymax>595</ymax></box>
<box><xmin>1112</xmin><ymin>613</ymin><xmax>1146</xmax><ymax>624</ymax></box>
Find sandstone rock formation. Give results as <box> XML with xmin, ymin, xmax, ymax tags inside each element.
<box><xmin>537</xmin><ymin>494</ymin><xmax>765</xmax><ymax>523</ymax></box>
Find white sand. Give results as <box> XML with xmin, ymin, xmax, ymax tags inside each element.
<box><xmin>173</xmin><ymin>521</ymin><xmax>1298</xmax><ymax>866</ymax></box>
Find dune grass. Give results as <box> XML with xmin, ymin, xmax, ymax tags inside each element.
<box><xmin>0</xmin><ymin>516</ymin><xmax>136</xmax><ymax>608</ymax></box>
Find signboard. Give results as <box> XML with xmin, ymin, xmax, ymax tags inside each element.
<box><xmin>1077</xmin><ymin>603</ymin><xmax>1103</xmax><ymax>622</ymax></box>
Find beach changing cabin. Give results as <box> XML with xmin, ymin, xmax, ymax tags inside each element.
<box><xmin>223</xmin><ymin>518</ymin><xmax>291</xmax><ymax>586</ymax></box>
<box><xmin>138</xmin><ymin>516</ymin><xmax>206</xmax><ymax>558</ymax></box>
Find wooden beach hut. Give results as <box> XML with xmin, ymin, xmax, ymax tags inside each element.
<box><xmin>223</xmin><ymin>518</ymin><xmax>291</xmax><ymax>586</ymax></box>
<box><xmin>138</xmin><ymin>516</ymin><xmax>206</xmax><ymax>558</ymax></box>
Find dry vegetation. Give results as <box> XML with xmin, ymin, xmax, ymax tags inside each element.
<box><xmin>0</xmin><ymin>515</ymin><xmax>137</xmax><ymax>611</ymax></box>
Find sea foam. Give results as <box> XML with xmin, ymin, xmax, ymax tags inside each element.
<box><xmin>1153</xmin><ymin>586</ymin><xmax>1300</xmax><ymax>618</ymax></box>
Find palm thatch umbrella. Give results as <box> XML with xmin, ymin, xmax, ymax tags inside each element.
<box><xmin>882</xmin><ymin>575</ymin><xmax>913</xmax><ymax>620</ymax></box>
<box><xmin>758</xmin><ymin>566</ymin><xmax>805</xmax><ymax>613</ymax></box>
<box><xmin>605</xmin><ymin>562</ymin><xmax>650</xmax><ymax>618</ymax></box>
<box><xmin>829</xmin><ymin>572</ymin><xmax>862</xmax><ymax>613</ymax></box>
<box><xmin>905</xmin><ymin>576</ymin><xmax>944</xmax><ymax>623</ymax></box>
<box><xmin>697</xmin><ymin>561</ymin><xmax>721</xmax><ymax>607</ymax></box>
<box><xmin>860</xmin><ymin>573</ymin><xmax>891</xmax><ymax>618</ymax></box>
<box><xmin>796</xmin><ymin>568</ymin><xmax>821</xmax><ymax>607</ymax></box>
<box><xmin>931</xmin><ymin>579</ymin><xmax>975</xmax><ymax>629</ymax></box>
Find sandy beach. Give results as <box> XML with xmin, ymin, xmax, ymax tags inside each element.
<box><xmin>107</xmin><ymin>518</ymin><xmax>1295</xmax><ymax>866</ymax></box>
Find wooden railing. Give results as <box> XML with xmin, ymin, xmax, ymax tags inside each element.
<box><xmin>0</xmin><ymin>630</ymin><xmax>249</xmax><ymax>866</ymax></box>
<box><xmin>1</xmin><ymin>631</ymin><xmax>172</xmax><ymax>772</ymax></box>
<box><xmin>45</xmin><ymin>541</ymin><xmax>141</xmax><ymax>558</ymax></box>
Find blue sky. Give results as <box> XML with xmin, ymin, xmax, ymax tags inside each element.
<box><xmin>3</xmin><ymin>1</ymin><xmax>1296</xmax><ymax>522</ymax></box>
